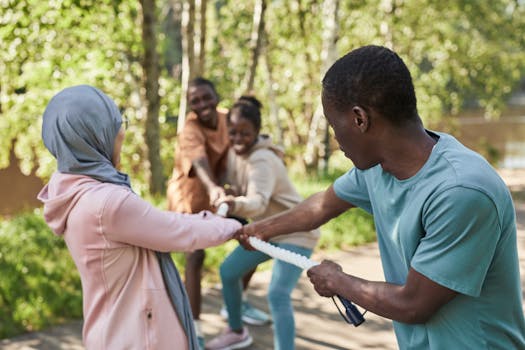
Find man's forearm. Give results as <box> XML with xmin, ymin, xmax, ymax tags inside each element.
<box><xmin>330</xmin><ymin>272</ymin><xmax>412</xmax><ymax>322</ymax></box>
<box><xmin>192</xmin><ymin>158</ymin><xmax>218</xmax><ymax>191</ymax></box>
<box><xmin>255</xmin><ymin>199</ymin><xmax>322</xmax><ymax>239</ymax></box>
<box><xmin>255</xmin><ymin>188</ymin><xmax>351</xmax><ymax>239</ymax></box>
<box><xmin>324</xmin><ymin>268</ymin><xmax>456</xmax><ymax>324</ymax></box>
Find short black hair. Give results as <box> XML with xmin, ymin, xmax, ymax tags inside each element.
<box><xmin>188</xmin><ymin>77</ymin><xmax>219</xmax><ymax>97</ymax></box>
<box><xmin>322</xmin><ymin>45</ymin><xmax>418</xmax><ymax>125</ymax></box>
<box><xmin>228</xmin><ymin>95</ymin><xmax>262</xmax><ymax>131</ymax></box>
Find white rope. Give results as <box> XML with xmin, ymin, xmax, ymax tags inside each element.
<box><xmin>216</xmin><ymin>202</ymin><xmax>317</xmax><ymax>270</ymax></box>
<box><xmin>248</xmin><ymin>237</ymin><xmax>319</xmax><ymax>270</ymax></box>
<box><xmin>216</xmin><ymin>202</ymin><xmax>229</xmax><ymax>217</ymax></box>
<box><xmin>216</xmin><ymin>202</ymin><xmax>365</xmax><ymax>325</ymax></box>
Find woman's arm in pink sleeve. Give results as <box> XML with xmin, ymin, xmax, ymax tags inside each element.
<box><xmin>102</xmin><ymin>187</ymin><xmax>241</xmax><ymax>252</ymax></box>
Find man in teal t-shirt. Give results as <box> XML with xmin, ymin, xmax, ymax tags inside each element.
<box><xmin>238</xmin><ymin>45</ymin><xmax>525</xmax><ymax>349</ymax></box>
<box><xmin>334</xmin><ymin>131</ymin><xmax>524</xmax><ymax>348</ymax></box>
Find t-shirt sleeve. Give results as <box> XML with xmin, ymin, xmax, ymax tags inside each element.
<box><xmin>177</xmin><ymin>121</ymin><xmax>207</xmax><ymax>176</ymax></box>
<box><xmin>412</xmin><ymin>186</ymin><xmax>501</xmax><ymax>297</ymax></box>
<box><xmin>102</xmin><ymin>187</ymin><xmax>242</xmax><ymax>252</ymax></box>
<box><xmin>333</xmin><ymin>168</ymin><xmax>373</xmax><ymax>213</ymax></box>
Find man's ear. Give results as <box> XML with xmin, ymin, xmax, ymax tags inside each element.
<box><xmin>352</xmin><ymin>106</ymin><xmax>370</xmax><ymax>132</ymax></box>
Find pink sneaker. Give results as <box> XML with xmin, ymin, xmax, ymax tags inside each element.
<box><xmin>206</xmin><ymin>327</ymin><xmax>253</xmax><ymax>350</ymax></box>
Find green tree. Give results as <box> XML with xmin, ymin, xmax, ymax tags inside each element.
<box><xmin>0</xmin><ymin>0</ymin><xmax>142</xmax><ymax>177</ymax></box>
<box><xmin>1</xmin><ymin>0</ymin><xmax>524</xmax><ymax>190</ymax></box>
<box><xmin>140</xmin><ymin>0</ymin><xmax>165</xmax><ymax>194</ymax></box>
<box><xmin>0</xmin><ymin>0</ymin><xmax>182</xmax><ymax>195</ymax></box>
<box><xmin>205</xmin><ymin>0</ymin><xmax>524</xmax><ymax>170</ymax></box>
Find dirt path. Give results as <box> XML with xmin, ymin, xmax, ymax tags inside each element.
<box><xmin>2</xmin><ymin>170</ymin><xmax>525</xmax><ymax>350</ymax></box>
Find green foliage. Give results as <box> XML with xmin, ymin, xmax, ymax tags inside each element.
<box><xmin>318</xmin><ymin>209</ymin><xmax>376</xmax><ymax>250</ymax></box>
<box><xmin>292</xmin><ymin>157</ymin><xmax>376</xmax><ymax>251</ymax></box>
<box><xmin>0</xmin><ymin>210</ymin><xmax>82</xmax><ymax>339</ymax></box>
<box><xmin>0</xmin><ymin>0</ymin><xmax>179</xmax><ymax>196</ymax></box>
<box><xmin>1</xmin><ymin>0</ymin><xmax>524</xmax><ymax>191</ymax></box>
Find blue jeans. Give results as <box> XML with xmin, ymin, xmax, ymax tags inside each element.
<box><xmin>220</xmin><ymin>243</ymin><xmax>312</xmax><ymax>350</ymax></box>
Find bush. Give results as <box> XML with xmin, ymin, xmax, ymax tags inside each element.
<box><xmin>0</xmin><ymin>210</ymin><xmax>82</xmax><ymax>339</ymax></box>
<box><xmin>292</xmin><ymin>167</ymin><xmax>376</xmax><ymax>251</ymax></box>
<box><xmin>317</xmin><ymin>208</ymin><xmax>375</xmax><ymax>250</ymax></box>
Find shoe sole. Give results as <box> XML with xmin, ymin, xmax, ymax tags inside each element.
<box><xmin>229</xmin><ymin>335</ymin><xmax>253</xmax><ymax>349</ymax></box>
<box><xmin>241</xmin><ymin>316</ymin><xmax>271</xmax><ymax>326</ymax></box>
<box><xmin>220</xmin><ymin>309</ymin><xmax>271</xmax><ymax>326</ymax></box>
<box><xmin>208</xmin><ymin>335</ymin><xmax>253</xmax><ymax>350</ymax></box>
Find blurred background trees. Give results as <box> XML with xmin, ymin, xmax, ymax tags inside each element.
<box><xmin>1</xmin><ymin>0</ymin><xmax>524</xmax><ymax>195</ymax></box>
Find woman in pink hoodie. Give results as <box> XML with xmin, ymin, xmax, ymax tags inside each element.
<box><xmin>38</xmin><ymin>85</ymin><xmax>241</xmax><ymax>350</ymax></box>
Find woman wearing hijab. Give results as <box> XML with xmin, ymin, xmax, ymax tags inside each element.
<box><xmin>37</xmin><ymin>85</ymin><xmax>241</xmax><ymax>350</ymax></box>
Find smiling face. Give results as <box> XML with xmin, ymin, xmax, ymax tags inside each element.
<box><xmin>187</xmin><ymin>84</ymin><xmax>219</xmax><ymax>127</ymax></box>
<box><xmin>228</xmin><ymin>111</ymin><xmax>259</xmax><ymax>155</ymax></box>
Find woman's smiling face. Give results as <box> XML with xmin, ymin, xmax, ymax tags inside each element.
<box><xmin>228</xmin><ymin>111</ymin><xmax>258</xmax><ymax>155</ymax></box>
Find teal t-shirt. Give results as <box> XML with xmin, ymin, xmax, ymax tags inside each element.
<box><xmin>334</xmin><ymin>131</ymin><xmax>525</xmax><ymax>349</ymax></box>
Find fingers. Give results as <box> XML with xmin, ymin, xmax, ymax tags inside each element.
<box><xmin>209</xmin><ymin>186</ymin><xmax>227</xmax><ymax>207</ymax></box>
<box><xmin>235</xmin><ymin>224</ymin><xmax>263</xmax><ymax>251</ymax></box>
<box><xmin>212</xmin><ymin>194</ymin><xmax>236</xmax><ymax>212</ymax></box>
<box><xmin>237</xmin><ymin>229</ymin><xmax>256</xmax><ymax>251</ymax></box>
<box><xmin>307</xmin><ymin>260</ymin><xmax>341</xmax><ymax>297</ymax></box>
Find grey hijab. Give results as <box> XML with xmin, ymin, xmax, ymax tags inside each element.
<box><xmin>42</xmin><ymin>85</ymin><xmax>130</xmax><ymax>186</ymax></box>
<box><xmin>42</xmin><ymin>85</ymin><xmax>198</xmax><ymax>350</ymax></box>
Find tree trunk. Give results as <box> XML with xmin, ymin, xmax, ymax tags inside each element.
<box><xmin>304</xmin><ymin>0</ymin><xmax>339</xmax><ymax>174</ymax></box>
<box><xmin>264</xmin><ymin>47</ymin><xmax>283</xmax><ymax>146</ymax></box>
<box><xmin>178</xmin><ymin>0</ymin><xmax>196</xmax><ymax>133</ymax></box>
<box><xmin>296</xmin><ymin>0</ymin><xmax>316</xmax><ymax>131</ymax></box>
<box><xmin>284</xmin><ymin>107</ymin><xmax>307</xmax><ymax>172</ymax></box>
<box><xmin>195</xmin><ymin>0</ymin><xmax>207</xmax><ymax>76</ymax></box>
<box><xmin>242</xmin><ymin>0</ymin><xmax>267</xmax><ymax>94</ymax></box>
<box><xmin>163</xmin><ymin>0</ymin><xmax>183</xmax><ymax>79</ymax></box>
<box><xmin>140</xmin><ymin>0</ymin><xmax>165</xmax><ymax>194</ymax></box>
<box><xmin>178</xmin><ymin>0</ymin><xmax>208</xmax><ymax>132</ymax></box>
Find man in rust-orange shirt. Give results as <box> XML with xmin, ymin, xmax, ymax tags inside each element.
<box><xmin>167</xmin><ymin>77</ymin><xmax>229</xmax><ymax>349</ymax></box>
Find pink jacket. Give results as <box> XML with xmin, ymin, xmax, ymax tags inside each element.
<box><xmin>38</xmin><ymin>172</ymin><xmax>241</xmax><ymax>350</ymax></box>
